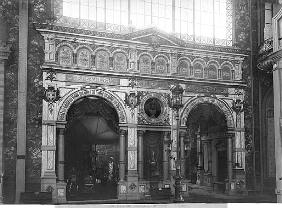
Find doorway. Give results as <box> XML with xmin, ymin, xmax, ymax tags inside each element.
<box><xmin>64</xmin><ymin>96</ymin><xmax>119</xmax><ymax>201</ymax></box>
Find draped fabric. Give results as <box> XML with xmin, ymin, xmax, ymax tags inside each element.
<box><xmin>66</xmin><ymin>97</ymin><xmax>119</xmax><ymax>144</ymax></box>
<box><xmin>68</xmin><ymin>116</ymin><xmax>119</xmax><ymax>144</ymax></box>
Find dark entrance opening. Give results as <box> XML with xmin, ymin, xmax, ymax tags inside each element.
<box><xmin>185</xmin><ymin>103</ymin><xmax>228</xmax><ymax>188</ymax></box>
<box><xmin>64</xmin><ymin>96</ymin><xmax>119</xmax><ymax>201</ymax></box>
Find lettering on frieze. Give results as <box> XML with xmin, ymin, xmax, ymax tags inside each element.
<box><xmin>66</xmin><ymin>74</ymin><xmax>120</xmax><ymax>86</ymax></box>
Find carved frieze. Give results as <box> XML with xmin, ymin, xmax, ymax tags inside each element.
<box><xmin>185</xmin><ymin>84</ymin><xmax>228</xmax><ymax>96</ymax></box>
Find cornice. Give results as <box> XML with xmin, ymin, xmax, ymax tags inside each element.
<box><xmin>35</xmin><ymin>23</ymin><xmax>250</xmax><ymax>58</ymax></box>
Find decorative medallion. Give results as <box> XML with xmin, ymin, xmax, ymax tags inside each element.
<box><xmin>125</xmin><ymin>92</ymin><xmax>141</xmax><ymax>110</ymax></box>
<box><xmin>43</xmin><ymin>86</ymin><xmax>60</xmax><ymax>103</ymax></box>
<box><xmin>129</xmin><ymin>183</ymin><xmax>137</xmax><ymax>192</ymax></box>
<box><xmin>125</xmin><ymin>91</ymin><xmax>141</xmax><ymax>117</ymax></box>
<box><xmin>43</xmin><ymin>86</ymin><xmax>60</xmax><ymax>115</ymax></box>
<box><xmin>138</xmin><ymin>92</ymin><xmax>169</xmax><ymax>125</ymax></box>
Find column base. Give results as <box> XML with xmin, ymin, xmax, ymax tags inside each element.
<box><xmin>225</xmin><ymin>168</ymin><xmax>247</xmax><ymax>196</ymax></box>
<box><xmin>56</xmin><ymin>182</ymin><xmax>67</xmax><ymax>204</ymax></box>
<box><xmin>41</xmin><ymin>174</ymin><xmax>57</xmax><ymax>204</ymax></box>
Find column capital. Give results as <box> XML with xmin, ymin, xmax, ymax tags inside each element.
<box><xmin>179</xmin><ymin>130</ymin><xmax>186</xmax><ymax>137</ymax></box>
<box><xmin>58</xmin><ymin>128</ymin><xmax>65</xmax><ymax>135</ymax></box>
<box><xmin>120</xmin><ymin>129</ymin><xmax>127</xmax><ymax>135</ymax></box>
<box><xmin>226</xmin><ymin>131</ymin><xmax>235</xmax><ymax>138</ymax></box>
<box><xmin>137</xmin><ymin>130</ymin><xmax>145</xmax><ymax>136</ymax></box>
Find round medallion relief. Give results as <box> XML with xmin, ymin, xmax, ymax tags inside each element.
<box><xmin>144</xmin><ymin>98</ymin><xmax>162</xmax><ymax>119</ymax></box>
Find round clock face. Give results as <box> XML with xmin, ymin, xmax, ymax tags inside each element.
<box><xmin>144</xmin><ymin>98</ymin><xmax>162</xmax><ymax>119</ymax></box>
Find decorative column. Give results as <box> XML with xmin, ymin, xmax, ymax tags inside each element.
<box><xmin>179</xmin><ymin>131</ymin><xmax>186</xmax><ymax>178</ymax></box>
<box><xmin>16</xmin><ymin>0</ymin><xmax>28</xmax><ymax>203</ymax></box>
<box><xmin>0</xmin><ymin>26</ymin><xmax>10</xmax><ymax>204</ymax></box>
<box><xmin>196</xmin><ymin>132</ymin><xmax>203</xmax><ymax>185</ymax></box>
<box><xmin>56</xmin><ymin>125</ymin><xmax>67</xmax><ymax>204</ymax></box>
<box><xmin>126</xmin><ymin>127</ymin><xmax>138</xmax><ymax>200</ymax></box>
<box><xmin>137</xmin><ymin>130</ymin><xmax>144</xmax><ymax>180</ymax></box>
<box><xmin>163</xmin><ymin>131</ymin><xmax>170</xmax><ymax>181</ymax></box>
<box><xmin>119</xmin><ymin>129</ymin><xmax>126</xmax><ymax>181</ymax></box>
<box><xmin>57</xmin><ymin>128</ymin><xmax>65</xmax><ymax>182</ymax></box>
<box><xmin>226</xmin><ymin>132</ymin><xmax>233</xmax><ymax>192</ymax></box>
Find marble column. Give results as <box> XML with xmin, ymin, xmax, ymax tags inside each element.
<box><xmin>227</xmin><ymin>133</ymin><xmax>233</xmax><ymax>183</ymax></box>
<box><xmin>57</xmin><ymin>128</ymin><xmax>65</xmax><ymax>182</ymax></box>
<box><xmin>119</xmin><ymin>129</ymin><xmax>126</xmax><ymax>181</ymax></box>
<box><xmin>163</xmin><ymin>131</ymin><xmax>170</xmax><ymax>180</ymax></box>
<box><xmin>207</xmin><ymin>141</ymin><xmax>212</xmax><ymax>172</ymax></box>
<box><xmin>16</xmin><ymin>0</ymin><xmax>29</xmax><ymax>203</ymax></box>
<box><xmin>196</xmin><ymin>133</ymin><xmax>203</xmax><ymax>185</ymax></box>
<box><xmin>179</xmin><ymin>131</ymin><xmax>186</xmax><ymax>177</ymax></box>
<box><xmin>137</xmin><ymin>130</ymin><xmax>144</xmax><ymax>180</ymax></box>
<box><xmin>273</xmin><ymin>59</ymin><xmax>282</xmax><ymax>202</ymax></box>
<box><xmin>0</xmin><ymin>26</ymin><xmax>10</xmax><ymax>204</ymax></box>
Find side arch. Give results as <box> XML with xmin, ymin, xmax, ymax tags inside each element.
<box><xmin>56</xmin><ymin>88</ymin><xmax>127</xmax><ymax>123</ymax></box>
<box><xmin>180</xmin><ymin>96</ymin><xmax>235</xmax><ymax>128</ymax></box>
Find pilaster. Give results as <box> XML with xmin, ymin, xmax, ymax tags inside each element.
<box><xmin>0</xmin><ymin>39</ymin><xmax>10</xmax><ymax>204</ymax></box>
<box><xmin>15</xmin><ymin>0</ymin><xmax>28</xmax><ymax>203</ymax></box>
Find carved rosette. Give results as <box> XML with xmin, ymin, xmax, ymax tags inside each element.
<box><xmin>138</xmin><ymin>92</ymin><xmax>170</xmax><ymax>125</ymax></box>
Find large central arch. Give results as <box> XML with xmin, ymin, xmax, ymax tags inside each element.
<box><xmin>180</xmin><ymin>96</ymin><xmax>235</xmax><ymax>128</ymax></box>
<box><xmin>56</xmin><ymin>87</ymin><xmax>127</xmax><ymax>123</ymax></box>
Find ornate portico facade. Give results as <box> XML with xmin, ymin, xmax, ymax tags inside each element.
<box><xmin>38</xmin><ymin>25</ymin><xmax>248</xmax><ymax>203</ymax></box>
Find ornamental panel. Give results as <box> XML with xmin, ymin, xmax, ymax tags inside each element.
<box><xmin>154</xmin><ymin>56</ymin><xmax>167</xmax><ymax>75</ymax></box>
<box><xmin>193</xmin><ymin>63</ymin><xmax>204</xmax><ymax>78</ymax></box>
<box><xmin>222</xmin><ymin>66</ymin><xmax>231</xmax><ymax>80</ymax></box>
<box><xmin>77</xmin><ymin>48</ymin><xmax>91</xmax><ymax>68</ymax></box>
<box><xmin>58</xmin><ymin>46</ymin><xmax>72</xmax><ymax>66</ymax></box>
<box><xmin>207</xmin><ymin>65</ymin><xmax>218</xmax><ymax>79</ymax></box>
<box><xmin>177</xmin><ymin>59</ymin><xmax>190</xmax><ymax>75</ymax></box>
<box><xmin>139</xmin><ymin>55</ymin><xmax>151</xmax><ymax>74</ymax></box>
<box><xmin>96</xmin><ymin>50</ymin><xmax>110</xmax><ymax>71</ymax></box>
<box><xmin>113</xmin><ymin>52</ymin><xmax>127</xmax><ymax>72</ymax></box>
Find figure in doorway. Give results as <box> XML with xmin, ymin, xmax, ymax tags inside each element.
<box><xmin>150</xmin><ymin>150</ymin><xmax>160</xmax><ymax>178</ymax></box>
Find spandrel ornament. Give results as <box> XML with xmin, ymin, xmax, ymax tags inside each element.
<box><xmin>43</xmin><ymin>86</ymin><xmax>60</xmax><ymax>115</ymax></box>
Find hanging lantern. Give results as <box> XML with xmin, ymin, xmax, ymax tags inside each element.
<box><xmin>170</xmin><ymin>84</ymin><xmax>184</xmax><ymax>111</ymax></box>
